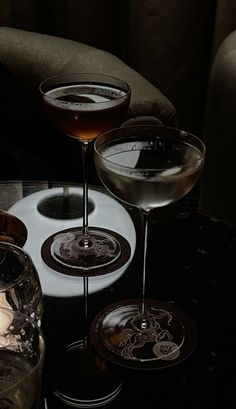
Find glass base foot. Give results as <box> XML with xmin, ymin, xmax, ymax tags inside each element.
<box><xmin>51</xmin><ymin>229</ymin><xmax>121</xmax><ymax>270</ymax></box>
<box><xmin>41</xmin><ymin>226</ymin><xmax>132</xmax><ymax>277</ymax></box>
<box><xmin>98</xmin><ymin>301</ymin><xmax>184</xmax><ymax>362</ymax></box>
<box><xmin>91</xmin><ymin>299</ymin><xmax>198</xmax><ymax>370</ymax></box>
<box><xmin>37</xmin><ymin>193</ymin><xmax>95</xmax><ymax>220</ymax></box>
<box><xmin>53</xmin><ymin>340</ymin><xmax>122</xmax><ymax>408</ymax></box>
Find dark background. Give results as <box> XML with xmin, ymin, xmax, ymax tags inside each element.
<box><xmin>1</xmin><ymin>0</ymin><xmax>236</xmax><ymax>136</ymax></box>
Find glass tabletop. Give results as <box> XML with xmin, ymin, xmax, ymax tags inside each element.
<box><xmin>1</xmin><ymin>180</ymin><xmax>236</xmax><ymax>408</ymax></box>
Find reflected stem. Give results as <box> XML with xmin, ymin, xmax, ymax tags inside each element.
<box><xmin>83</xmin><ymin>275</ymin><xmax>89</xmax><ymax>346</ymax></box>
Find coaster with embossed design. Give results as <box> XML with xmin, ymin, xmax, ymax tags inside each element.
<box><xmin>90</xmin><ymin>299</ymin><xmax>198</xmax><ymax>370</ymax></box>
<box><xmin>41</xmin><ymin>226</ymin><xmax>131</xmax><ymax>277</ymax></box>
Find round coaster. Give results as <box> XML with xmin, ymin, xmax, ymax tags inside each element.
<box><xmin>90</xmin><ymin>299</ymin><xmax>198</xmax><ymax>370</ymax></box>
<box><xmin>41</xmin><ymin>227</ymin><xmax>131</xmax><ymax>277</ymax></box>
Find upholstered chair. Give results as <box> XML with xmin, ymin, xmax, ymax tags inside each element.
<box><xmin>199</xmin><ymin>30</ymin><xmax>236</xmax><ymax>225</ymax></box>
<box><xmin>0</xmin><ymin>27</ymin><xmax>177</xmax><ymax>182</ymax></box>
<box><xmin>0</xmin><ymin>27</ymin><xmax>177</xmax><ymax>126</ymax></box>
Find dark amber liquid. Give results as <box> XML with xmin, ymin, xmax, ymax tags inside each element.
<box><xmin>44</xmin><ymin>84</ymin><xmax>130</xmax><ymax>142</ymax></box>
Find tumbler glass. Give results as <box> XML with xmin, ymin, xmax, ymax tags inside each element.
<box><xmin>0</xmin><ymin>307</ymin><xmax>45</xmax><ymax>408</ymax></box>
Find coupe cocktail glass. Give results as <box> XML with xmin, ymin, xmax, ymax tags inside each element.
<box><xmin>39</xmin><ymin>73</ymin><xmax>131</xmax><ymax>270</ymax></box>
<box><xmin>94</xmin><ymin>125</ymin><xmax>205</xmax><ymax>365</ymax></box>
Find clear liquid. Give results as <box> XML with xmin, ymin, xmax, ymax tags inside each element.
<box><xmin>0</xmin><ymin>351</ymin><xmax>39</xmax><ymax>408</ymax></box>
<box><xmin>44</xmin><ymin>84</ymin><xmax>129</xmax><ymax>141</ymax></box>
<box><xmin>95</xmin><ymin>140</ymin><xmax>203</xmax><ymax>211</ymax></box>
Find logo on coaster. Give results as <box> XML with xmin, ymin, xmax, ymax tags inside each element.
<box><xmin>153</xmin><ymin>341</ymin><xmax>180</xmax><ymax>360</ymax></box>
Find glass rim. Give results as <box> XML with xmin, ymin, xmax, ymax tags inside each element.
<box><xmin>39</xmin><ymin>72</ymin><xmax>131</xmax><ymax>105</ymax></box>
<box><xmin>94</xmin><ymin>124</ymin><xmax>206</xmax><ymax>173</ymax></box>
<box><xmin>0</xmin><ymin>306</ymin><xmax>45</xmax><ymax>397</ymax></box>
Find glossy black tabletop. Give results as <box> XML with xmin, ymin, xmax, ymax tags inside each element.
<box><xmin>0</xmin><ymin>181</ymin><xmax>235</xmax><ymax>408</ymax></box>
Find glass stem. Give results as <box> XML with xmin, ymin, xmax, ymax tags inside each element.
<box><xmin>141</xmin><ymin>209</ymin><xmax>149</xmax><ymax>315</ymax></box>
<box><xmin>83</xmin><ymin>275</ymin><xmax>89</xmax><ymax>346</ymax></box>
<box><xmin>81</xmin><ymin>142</ymin><xmax>89</xmax><ymax>237</ymax></box>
